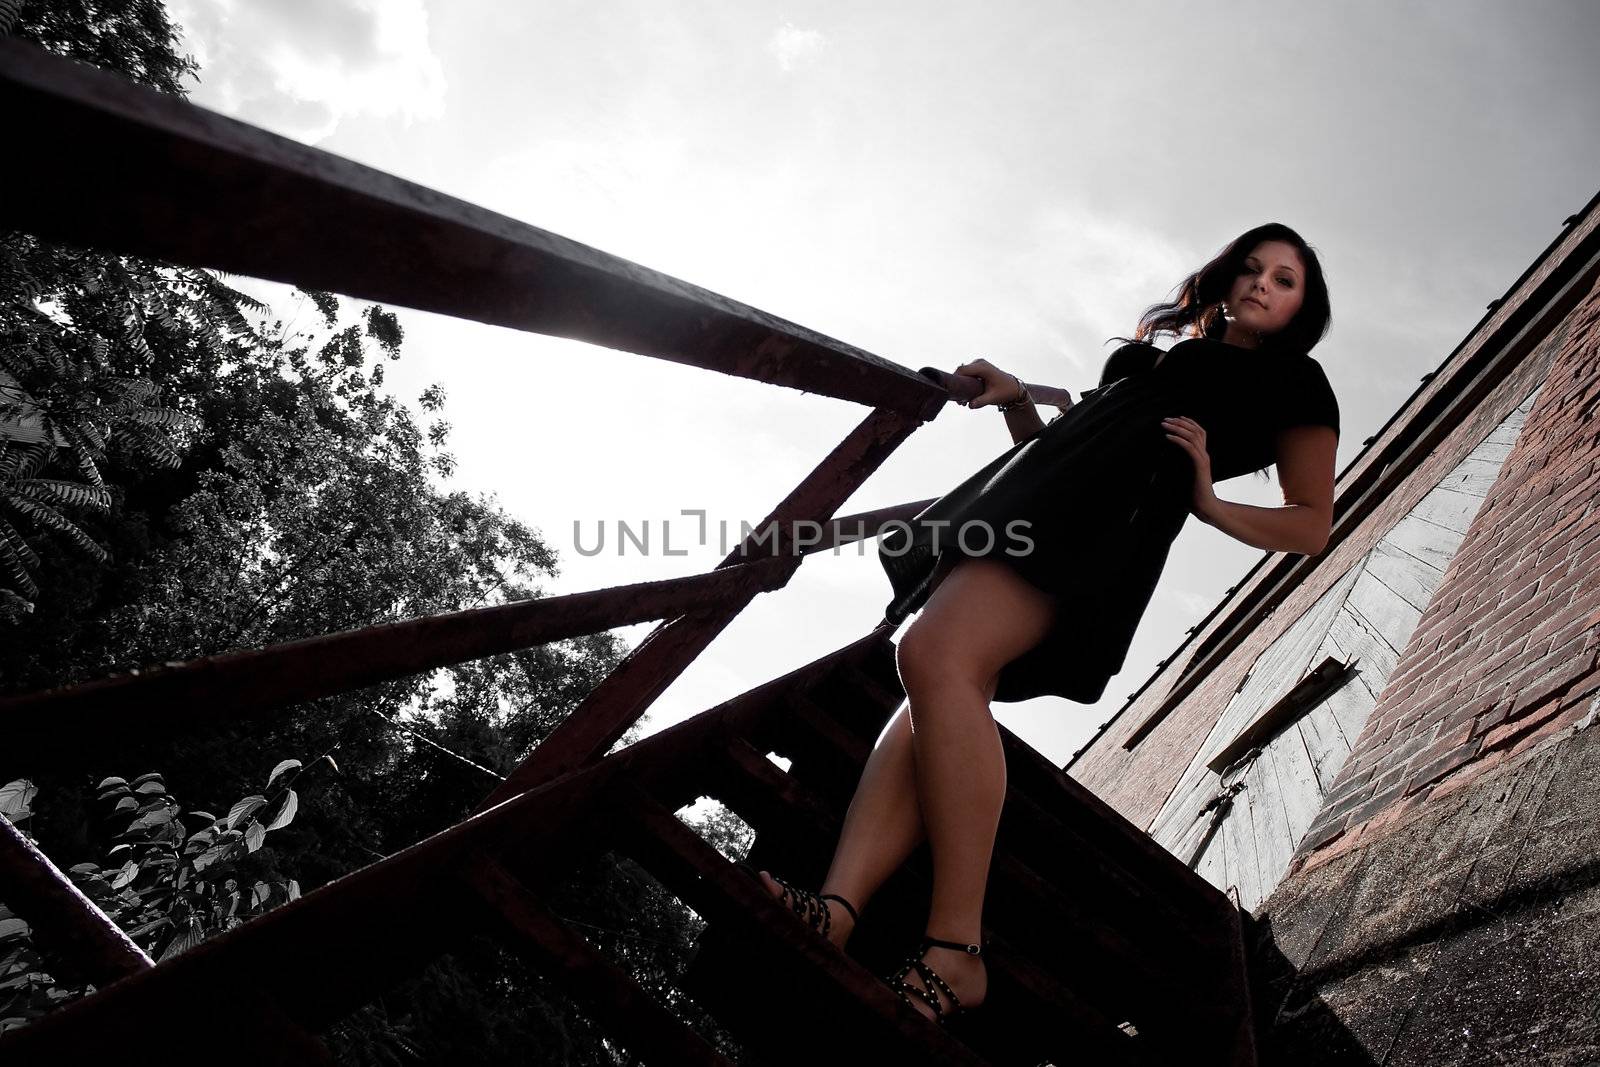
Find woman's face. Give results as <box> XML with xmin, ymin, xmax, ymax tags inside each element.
<box><xmin>1222</xmin><ymin>239</ymin><xmax>1306</xmax><ymax>345</ymax></box>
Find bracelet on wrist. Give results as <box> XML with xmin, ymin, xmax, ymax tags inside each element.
<box><xmin>997</xmin><ymin>374</ymin><xmax>1032</xmax><ymax>413</ymax></box>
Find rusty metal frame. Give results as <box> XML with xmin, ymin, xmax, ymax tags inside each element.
<box><xmin>0</xmin><ymin>816</ymin><xmax>153</xmax><ymax>986</ymax></box>
<box><xmin>479</xmin><ymin>407</ymin><xmax>926</xmax><ymax>805</ymax></box>
<box><xmin>0</xmin><ymin>37</ymin><xmax>993</xmax><ymax>1052</ymax></box>
<box><xmin>0</xmin><ymin>37</ymin><xmax>946</xmax><ymax>418</ymax></box>
<box><xmin>0</xmin><ymin>35</ymin><xmax>1183</xmax><ymax>1064</ymax></box>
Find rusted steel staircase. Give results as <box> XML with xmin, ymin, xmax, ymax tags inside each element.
<box><xmin>1</xmin><ymin>627</ymin><xmax>1256</xmax><ymax>1066</ymax></box>
<box><xmin>0</xmin><ymin>37</ymin><xmax>1257</xmax><ymax>1066</ymax></box>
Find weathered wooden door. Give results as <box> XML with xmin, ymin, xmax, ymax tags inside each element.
<box><xmin>1148</xmin><ymin>383</ymin><xmax>1540</xmax><ymax>911</ymax></box>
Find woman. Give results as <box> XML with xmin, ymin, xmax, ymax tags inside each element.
<box><xmin>756</xmin><ymin>223</ymin><xmax>1340</xmax><ymax>1025</ymax></box>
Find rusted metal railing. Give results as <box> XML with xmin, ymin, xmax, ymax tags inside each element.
<box><xmin>0</xmin><ymin>37</ymin><xmax>1103</xmax><ymax>1056</ymax></box>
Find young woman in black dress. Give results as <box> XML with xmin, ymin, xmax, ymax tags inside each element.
<box><xmin>756</xmin><ymin>223</ymin><xmax>1340</xmax><ymax>1025</ymax></box>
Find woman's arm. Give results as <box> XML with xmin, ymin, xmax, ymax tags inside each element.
<box><xmin>1165</xmin><ymin>419</ymin><xmax>1338</xmax><ymax>556</ymax></box>
<box><xmin>1001</xmin><ymin>402</ymin><xmax>1047</xmax><ymax>444</ymax></box>
<box><xmin>951</xmin><ymin>358</ymin><xmax>1049</xmax><ymax>443</ymax></box>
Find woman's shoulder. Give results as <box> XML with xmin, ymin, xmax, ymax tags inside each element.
<box><xmin>1108</xmin><ymin>337</ymin><xmax>1167</xmax><ymax>354</ymax></box>
<box><xmin>1170</xmin><ymin>336</ymin><xmax>1327</xmax><ymax>372</ymax></box>
<box><xmin>1098</xmin><ymin>340</ymin><xmax>1165</xmax><ymax>386</ymax></box>
<box><xmin>1275</xmin><ymin>352</ymin><xmax>1340</xmax><ymax>434</ymax></box>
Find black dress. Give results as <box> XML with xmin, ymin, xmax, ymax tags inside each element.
<box><xmin>876</xmin><ymin>335</ymin><xmax>1341</xmax><ymax>704</ymax></box>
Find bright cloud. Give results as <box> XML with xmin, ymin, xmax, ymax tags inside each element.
<box><xmin>169</xmin><ymin>0</ymin><xmax>446</xmax><ymax>143</ymax></box>
<box><xmin>1166</xmin><ymin>586</ymin><xmax>1216</xmax><ymax>618</ymax></box>
<box><xmin>769</xmin><ymin>21</ymin><xmax>825</xmax><ymax>72</ymax></box>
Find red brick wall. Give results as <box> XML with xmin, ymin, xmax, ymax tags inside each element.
<box><xmin>1289</xmin><ymin>277</ymin><xmax>1600</xmax><ymax>875</ymax></box>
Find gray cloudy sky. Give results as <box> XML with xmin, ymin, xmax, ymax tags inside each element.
<box><xmin>167</xmin><ymin>0</ymin><xmax>1600</xmax><ymax>766</ymax></box>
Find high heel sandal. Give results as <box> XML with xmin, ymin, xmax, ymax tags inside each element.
<box><xmin>886</xmin><ymin>936</ymin><xmax>986</xmax><ymax>1026</ymax></box>
<box><xmin>737</xmin><ymin>864</ymin><xmax>859</xmax><ymax>941</ymax></box>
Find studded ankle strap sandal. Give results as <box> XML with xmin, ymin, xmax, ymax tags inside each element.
<box><xmin>887</xmin><ymin>936</ymin><xmax>985</xmax><ymax>1025</ymax></box>
<box><xmin>739</xmin><ymin>865</ymin><xmax>860</xmax><ymax>940</ymax></box>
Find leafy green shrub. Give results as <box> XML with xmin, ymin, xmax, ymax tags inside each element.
<box><xmin>0</xmin><ymin>756</ymin><xmax>328</xmax><ymax>1032</ymax></box>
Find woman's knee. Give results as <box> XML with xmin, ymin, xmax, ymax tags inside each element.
<box><xmin>894</xmin><ymin>558</ymin><xmax>1055</xmax><ymax>701</ymax></box>
<box><xmin>896</xmin><ymin>617</ymin><xmax>989</xmax><ymax>698</ymax></box>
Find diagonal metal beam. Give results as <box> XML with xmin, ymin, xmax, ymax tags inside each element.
<box><xmin>0</xmin><ymin>556</ymin><xmax>788</xmax><ymax>760</ymax></box>
<box><xmin>0</xmin><ymin>815</ymin><xmax>152</xmax><ymax>985</ymax></box>
<box><xmin>0</xmin><ymin>493</ymin><xmax>926</xmax><ymax>762</ymax></box>
<box><xmin>0</xmin><ymin>681</ymin><xmax>770</xmax><ymax>1059</ymax></box>
<box><xmin>477</xmin><ymin>408</ymin><xmax>920</xmax><ymax>808</ymax></box>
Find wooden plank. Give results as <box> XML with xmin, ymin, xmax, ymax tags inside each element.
<box><xmin>1240</xmin><ymin>759</ymin><xmax>1284</xmax><ymax>913</ymax></box>
<box><xmin>1147</xmin><ymin>686</ymin><xmax>1243</xmax><ymax>844</ymax></box>
<box><xmin>1246</xmin><ymin>742</ymin><xmax>1302</xmax><ymax>908</ymax></box>
<box><xmin>1322</xmin><ymin>673</ymin><xmax>1381</xmax><ymax>762</ymax></box>
<box><xmin>1268</xmin><ymin>723</ymin><xmax>1325</xmax><ymax>843</ymax></box>
<box><xmin>1364</xmin><ymin>537</ymin><xmax>1446</xmax><ymax>614</ymax></box>
<box><xmin>1311</xmin><ymin>629</ymin><xmax>1374</xmax><ymax>714</ymax></box>
<box><xmin>1151</xmin><ymin>564</ymin><xmax>1360</xmax><ymax>852</ymax></box>
<box><xmin>1435</xmin><ymin>454</ymin><xmax>1511</xmax><ymax>497</ymax></box>
<box><xmin>1356</xmin><ymin>566</ymin><xmax>1420</xmax><ymax>668</ymax></box>
<box><xmin>1203</xmin><ymin>793</ymin><xmax>1228</xmax><ymax>902</ymax></box>
<box><xmin>1170</xmin><ymin>805</ymin><xmax>1215</xmax><ymax>869</ymax></box>
<box><xmin>1217</xmin><ymin>786</ymin><xmax>1259</xmax><ymax>913</ymax></box>
<box><xmin>1200</xmin><ymin>563</ymin><xmax>1362</xmax><ymax>770</ymax></box>
<box><xmin>1469</xmin><ymin>438</ymin><xmax>1515</xmax><ymax>466</ymax></box>
<box><xmin>1195</xmin><ymin>818</ymin><xmax>1227</xmax><ymax>889</ymax></box>
<box><xmin>1381</xmin><ymin>511</ymin><xmax>1469</xmax><ymax>574</ymax></box>
<box><xmin>1409</xmin><ymin>484</ymin><xmax>1485</xmax><ymax>536</ymax></box>
<box><xmin>1215</xmin><ymin>799</ymin><xmax>1233</xmax><ymax>899</ymax></box>
<box><xmin>464</xmin><ymin>853</ymin><xmax>736</xmax><ymax>1067</ymax></box>
<box><xmin>1329</xmin><ymin>600</ymin><xmax>1402</xmax><ymax>684</ymax></box>
<box><xmin>1236</xmin><ymin>765</ymin><xmax>1272</xmax><ymax>913</ymax></box>
<box><xmin>1206</xmin><ymin>657</ymin><xmax>1354</xmax><ymax>775</ymax></box>
<box><xmin>1148</xmin><ymin>757</ymin><xmax>1225</xmax><ymax>850</ymax></box>
<box><xmin>1405</xmin><ymin>390</ymin><xmax>1531</xmax><ymax>536</ymax></box>
<box><xmin>1287</xmin><ymin>562</ymin><xmax>1367</xmax><ymax>668</ymax></box>
<box><xmin>1295</xmin><ymin>705</ymin><xmax>1353</xmax><ymax>794</ymax></box>
<box><xmin>0</xmin><ymin>39</ymin><xmax>946</xmax><ymax>418</ymax></box>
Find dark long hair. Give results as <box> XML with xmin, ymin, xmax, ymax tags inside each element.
<box><xmin>1109</xmin><ymin>222</ymin><xmax>1332</xmax><ymax>356</ymax></box>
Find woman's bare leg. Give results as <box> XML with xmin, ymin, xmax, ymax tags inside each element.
<box><xmin>758</xmin><ymin>555</ymin><xmax>1057</xmax><ymax>1021</ymax></box>
<box><xmin>756</xmin><ymin>699</ymin><xmax>923</xmax><ymax>947</ymax></box>
<box><xmin>891</xmin><ymin>557</ymin><xmax>1058</xmax><ymax>1018</ymax></box>
<box><xmin>758</xmin><ymin>556</ymin><xmax>965</xmax><ymax>945</ymax></box>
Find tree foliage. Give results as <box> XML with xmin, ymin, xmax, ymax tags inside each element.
<box><xmin>1</xmin><ymin>0</ymin><xmax>197</xmax><ymax>94</ymax></box>
<box><xmin>0</xmin><ymin>251</ymin><xmax>207</xmax><ymax>615</ymax></box>
<box><xmin>0</xmin><ymin>3</ymin><xmax>759</xmax><ymax>1063</ymax></box>
<box><xmin>0</xmin><ymin>759</ymin><xmax>315</xmax><ymax>1032</ymax></box>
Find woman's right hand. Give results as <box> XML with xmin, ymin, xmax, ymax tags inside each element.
<box><xmin>953</xmin><ymin>358</ymin><xmax>1024</xmax><ymax>409</ymax></box>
